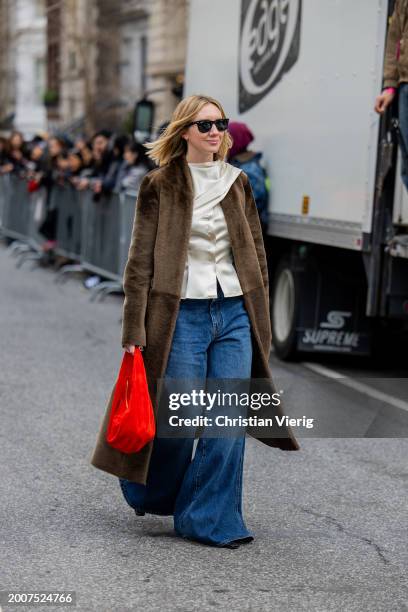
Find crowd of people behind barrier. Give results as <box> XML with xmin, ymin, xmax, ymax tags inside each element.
<box><xmin>0</xmin><ymin>121</ymin><xmax>270</xmax><ymax>288</ymax></box>
<box><xmin>0</xmin><ymin>129</ymin><xmax>157</xmax><ymax>253</ymax></box>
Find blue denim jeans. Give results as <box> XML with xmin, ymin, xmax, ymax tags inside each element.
<box><xmin>119</xmin><ymin>278</ymin><xmax>254</xmax><ymax>546</ymax></box>
<box><xmin>398</xmin><ymin>83</ymin><xmax>408</xmax><ymax>191</ymax></box>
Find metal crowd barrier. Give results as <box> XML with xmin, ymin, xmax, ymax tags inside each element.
<box><xmin>53</xmin><ymin>186</ymin><xmax>136</xmax><ymax>285</ymax></box>
<box><xmin>52</xmin><ymin>184</ymin><xmax>82</xmax><ymax>261</ymax></box>
<box><xmin>0</xmin><ymin>174</ymin><xmax>10</xmax><ymax>229</ymax></box>
<box><xmin>81</xmin><ymin>190</ymin><xmax>121</xmax><ymax>279</ymax></box>
<box><xmin>119</xmin><ymin>191</ymin><xmax>138</xmax><ymax>276</ymax></box>
<box><xmin>0</xmin><ymin>174</ymin><xmax>47</xmax><ymax>265</ymax></box>
<box><xmin>0</xmin><ymin>173</ymin><xmax>140</xmax><ymax>297</ymax></box>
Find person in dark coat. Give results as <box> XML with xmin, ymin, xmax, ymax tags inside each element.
<box><xmin>115</xmin><ymin>141</ymin><xmax>150</xmax><ymax>192</ymax></box>
<box><xmin>38</xmin><ymin>136</ymin><xmax>67</xmax><ymax>247</ymax></box>
<box><xmin>3</xmin><ymin>131</ymin><xmax>28</xmax><ymax>174</ymax></box>
<box><xmin>227</xmin><ymin>121</ymin><xmax>270</xmax><ymax>236</ymax></box>
<box><xmin>0</xmin><ymin>137</ymin><xmax>9</xmax><ymax>169</ymax></box>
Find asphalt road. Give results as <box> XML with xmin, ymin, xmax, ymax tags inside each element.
<box><xmin>0</xmin><ymin>240</ymin><xmax>407</xmax><ymax>612</ymax></box>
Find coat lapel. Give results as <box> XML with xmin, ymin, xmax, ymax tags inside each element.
<box><xmin>161</xmin><ymin>156</ymin><xmax>195</xmax><ymax>296</ymax></box>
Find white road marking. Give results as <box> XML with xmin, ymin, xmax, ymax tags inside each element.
<box><xmin>302</xmin><ymin>361</ymin><xmax>408</xmax><ymax>413</ymax></box>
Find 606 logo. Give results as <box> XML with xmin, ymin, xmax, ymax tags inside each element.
<box><xmin>239</xmin><ymin>0</ymin><xmax>302</xmax><ymax>112</ymax></box>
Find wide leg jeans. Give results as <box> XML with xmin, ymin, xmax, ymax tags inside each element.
<box><xmin>119</xmin><ymin>279</ymin><xmax>254</xmax><ymax>546</ymax></box>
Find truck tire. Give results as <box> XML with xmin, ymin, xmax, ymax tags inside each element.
<box><xmin>271</xmin><ymin>257</ymin><xmax>299</xmax><ymax>360</ymax></box>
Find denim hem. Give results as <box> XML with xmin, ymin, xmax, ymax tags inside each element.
<box><xmin>174</xmin><ymin>528</ymin><xmax>255</xmax><ymax>548</ymax></box>
<box><xmin>234</xmin><ymin>439</ymin><xmax>245</xmax><ymax>515</ymax></box>
<box><xmin>124</xmin><ymin>282</ymin><xmax>254</xmax><ymax>544</ymax></box>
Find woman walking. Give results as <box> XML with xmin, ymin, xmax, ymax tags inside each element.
<box><xmin>91</xmin><ymin>94</ymin><xmax>299</xmax><ymax>549</ymax></box>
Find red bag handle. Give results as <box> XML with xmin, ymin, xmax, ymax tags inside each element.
<box><xmin>118</xmin><ymin>350</ymin><xmax>150</xmax><ymax>400</ymax></box>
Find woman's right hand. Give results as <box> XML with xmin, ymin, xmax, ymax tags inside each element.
<box><xmin>124</xmin><ymin>344</ymin><xmax>144</xmax><ymax>354</ymax></box>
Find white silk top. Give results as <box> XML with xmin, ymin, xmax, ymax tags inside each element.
<box><xmin>180</xmin><ymin>159</ymin><xmax>243</xmax><ymax>299</ymax></box>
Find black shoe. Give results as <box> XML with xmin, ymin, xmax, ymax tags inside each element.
<box><xmin>220</xmin><ymin>536</ymin><xmax>254</xmax><ymax>549</ymax></box>
<box><xmin>234</xmin><ymin>536</ymin><xmax>254</xmax><ymax>545</ymax></box>
<box><xmin>219</xmin><ymin>541</ymin><xmax>240</xmax><ymax>549</ymax></box>
<box><xmin>134</xmin><ymin>508</ymin><xmax>145</xmax><ymax>516</ymax></box>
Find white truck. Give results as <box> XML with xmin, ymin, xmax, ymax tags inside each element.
<box><xmin>183</xmin><ymin>0</ymin><xmax>408</xmax><ymax>358</ymax></box>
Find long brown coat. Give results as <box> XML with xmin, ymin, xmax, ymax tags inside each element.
<box><xmin>90</xmin><ymin>154</ymin><xmax>300</xmax><ymax>484</ymax></box>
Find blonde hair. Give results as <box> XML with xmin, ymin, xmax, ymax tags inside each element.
<box><xmin>143</xmin><ymin>94</ymin><xmax>233</xmax><ymax>167</ymax></box>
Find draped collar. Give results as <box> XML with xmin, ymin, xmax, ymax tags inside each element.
<box><xmin>167</xmin><ymin>155</ymin><xmax>242</xmax><ymax>206</ymax></box>
<box><xmin>187</xmin><ymin>159</ymin><xmax>242</xmax><ymax>211</ymax></box>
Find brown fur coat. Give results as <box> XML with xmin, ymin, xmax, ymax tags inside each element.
<box><xmin>90</xmin><ymin>154</ymin><xmax>299</xmax><ymax>484</ymax></box>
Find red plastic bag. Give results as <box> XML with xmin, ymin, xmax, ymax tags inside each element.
<box><xmin>106</xmin><ymin>350</ymin><xmax>155</xmax><ymax>453</ymax></box>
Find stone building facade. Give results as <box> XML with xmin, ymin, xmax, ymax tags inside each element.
<box><xmin>46</xmin><ymin>0</ymin><xmax>150</xmax><ymax>135</ymax></box>
<box><xmin>0</xmin><ymin>0</ymin><xmax>13</xmax><ymax>129</ymax></box>
<box><xmin>46</xmin><ymin>0</ymin><xmax>99</xmax><ymax>134</ymax></box>
<box><xmin>0</xmin><ymin>0</ymin><xmax>47</xmax><ymax>136</ymax></box>
<box><xmin>50</xmin><ymin>0</ymin><xmax>189</xmax><ymax>135</ymax></box>
<box><xmin>145</xmin><ymin>0</ymin><xmax>189</xmax><ymax>130</ymax></box>
<box><xmin>1</xmin><ymin>0</ymin><xmax>189</xmax><ymax>137</ymax></box>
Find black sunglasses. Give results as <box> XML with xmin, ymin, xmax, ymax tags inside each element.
<box><xmin>186</xmin><ymin>118</ymin><xmax>230</xmax><ymax>133</ymax></box>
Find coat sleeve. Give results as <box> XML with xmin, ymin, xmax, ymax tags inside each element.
<box><xmin>242</xmin><ymin>172</ymin><xmax>269</xmax><ymax>289</ymax></box>
<box><xmin>121</xmin><ymin>173</ymin><xmax>159</xmax><ymax>348</ymax></box>
<box><xmin>383</xmin><ymin>2</ymin><xmax>402</xmax><ymax>89</ymax></box>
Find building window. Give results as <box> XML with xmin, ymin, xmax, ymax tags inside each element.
<box><xmin>35</xmin><ymin>0</ymin><xmax>45</xmax><ymax>18</ymax></box>
<box><xmin>34</xmin><ymin>57</ymin><xmax>46</xmax><ymax>104</ymax></box>
<box><xmin>46</xmin><ymin>0</ymin><xmax>61</xmax><ymax>101</ymax></box>
<box><xmin>140</xmin><ymin>35</ymin><xmax>147</xmax><ymax>94</ymax></box>
<box><xmin>69</xmin><ymin>51</ymin><xmax>77</xmax><ymax>71</ymax></box>
<box><xmin>69</xmin><ymin>97</ymin><xmax>76</xmax><ymax>119</ymax></box>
